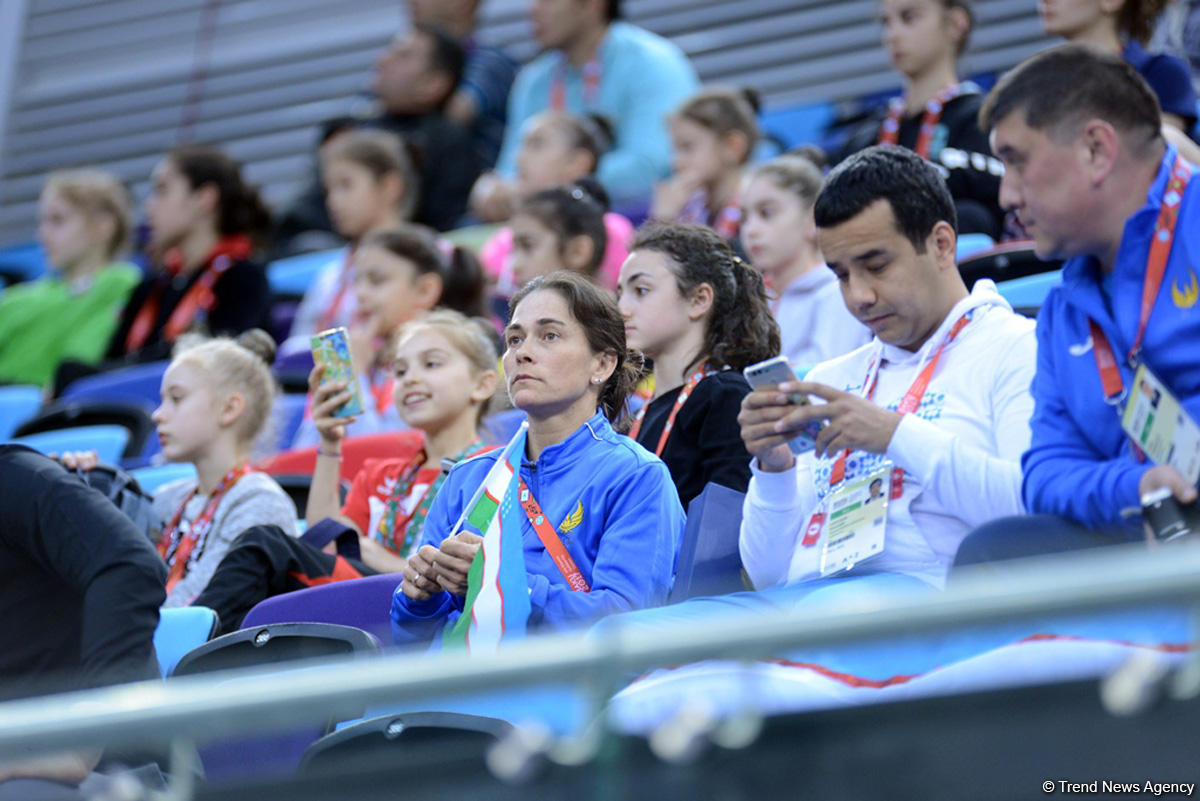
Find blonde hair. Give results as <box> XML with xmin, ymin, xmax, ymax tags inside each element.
<box><xmin>42</xmin><ymin>168</ymin><xmax>133</xmax><ymax>261</ymax></box>
<box><xmin>393</xmin><ymin>309</ymin><xmax>499</xmax><ymax>422</ymax></box>
<box><xmin>321</xmin><ymin>128</ymin><xmax>418</xmax><ymax>221</ymax></box>
<box><xmin>172</xmin><ymin>329</ymin><xmax>278</xmax><ymax>445</ymax></box>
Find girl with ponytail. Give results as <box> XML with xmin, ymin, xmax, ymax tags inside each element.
<box><xmin>617</xmin><ymin>222</ymin><xmax>780</xmax><ymax>507</ymax></box>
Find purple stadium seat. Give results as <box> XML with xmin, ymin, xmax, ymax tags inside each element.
<box><xmin>241</xmin><ymin>573</ymin><xmax>405</xmax><ymax>645</ymax></box>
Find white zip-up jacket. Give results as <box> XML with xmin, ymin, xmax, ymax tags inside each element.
<box><xmin>739</xmin><ymin>280</ymin><xmax>1037</xmax><ymax>590</ymax></box>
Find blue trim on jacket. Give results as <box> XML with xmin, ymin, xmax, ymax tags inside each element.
<box><xmin>1022</xmin><ymin>145</ymin><xmax>1200</xmax><ymax>529</ymax></box>
<box><xmin>391</xmin><ymin>412</ymin><xmax>685</xmax><ymax>645</ymax></box>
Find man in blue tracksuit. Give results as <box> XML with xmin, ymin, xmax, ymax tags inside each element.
<box><xmin>390</xmin><ymin>412</ymin><xmax>685</xmax><ymax>645</ymax></box>
<box><xmin>956</xmin><ymin>44</ymin><xmax>1200</xmax><ymax>564</ymax></box>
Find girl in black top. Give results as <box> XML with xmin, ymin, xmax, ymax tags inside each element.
<box><xmin>616</xmin><ymin>223</ymin><xmax>780</xmax><ymax>509</ymax></box>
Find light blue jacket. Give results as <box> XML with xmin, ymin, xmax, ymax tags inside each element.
<box><xmin>1023</xmin><ymin>145</ymin><xmax>1200</xmax><ymax>529</ymax></box>
<box><xmin>391</xmin><ymin>412</ymin><xmax>685</xmax><ymax>644</ymax></box>
<box><xmin>494</xmin><ymin>22</ymin><xmax>699</xmax><ymax>205</ymax></box>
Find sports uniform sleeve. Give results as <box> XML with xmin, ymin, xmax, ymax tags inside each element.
<box><xmin>1021</xmin><ymin>301</ymin><xmax>1149</xmax><ymax>529</ymax></box>
<box><xmin>738</xmin><ymin>456</ymin><xmax>819</xmax><ymax>589</ymax></box>
<box><xmin>886</xmin><ymin>324</ymin><xmax>1036</xmax><ymax>528</ymax></box>
<box><xmin>525</xmin><ymin>461</ymin><xmax>684</xmax><ymax>629</ymax></box>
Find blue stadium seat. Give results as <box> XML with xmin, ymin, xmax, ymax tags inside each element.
<box><xmin>268</xmin><ymin>248</ymin><xmax>340</xmax><ymax>299</ymax></box>
<box><xmin>668</xmin><ymin>482</ymin><xmax>747</xmax><ymax>604</ymax></box>
<box><xmin>0</xmin><ymin>385</ymin><xmax>42</xmax><ymax>439</ymax></box>
<box><xmin>131</xmin><ymin>462</ymin><xmax>197</xmax><ymax>494</ymax></box>
<box><xmin>996</xmin><ymin>269</ymin><xmax>1062</xmax><ymax>314</ymax></box>
<box><xmin>60</xmin><ymin>360</ymin><xmax>169</xmax><ymax>408</ymax></box>
<box><xmin>956</xmin><ymin>233</ymin><xmax>995</xmax><ymax>261</ymax></box>
<box><xmin>12</xmin><ymin>424</ymin><xmax>130</xmax><ymax>463</ymax></box>
<box><xmin>154</xmin><ymin>606</ymin><xmax>219</xmax><ymax>678</ymax></box>
<box><xmin>0</xmin><ymin>241</ymin><xmax>49</xmax><ymax>285</ymax></box>
<box><xmin>273</xmin><ymin>392</ymin><xmax>311</xmax><ymax>456</ymax></box>
<box><xmin>758</xmin><ymin>100</ymin><xmax>837</xmax><ymax>154</ymax></box>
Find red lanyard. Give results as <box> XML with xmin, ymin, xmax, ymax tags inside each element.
<box><xmin>517</xmin><ymin>477</ymin><xmax>589</xmax><ymax>591</ymax></box>
<box><xmin>157</xmin><ymin>462</ymin><xmax>252</xmax><ymax>592</ymax></box>
<box><xmin>628</xmin><ymin>364</ymin><xmax>716</xmax><ymax>456</ymax></box>
<box><xmin>125</xmin><ymin>235</ymin><xmax>252</xmax><ymax>352</ymax></box>
<box><xmin>877</xmin><ymin>83</ymin><xmax>961</xmax><ymax>159</ymax></box>
<box><xmin>680</xmin><ymin>191</ymin><xmax>742</xmax><ymax>240</ymax></box>
<box><xmin>377</xmin><ymin>440</ymin><xmax>488</xmax><ymax>557</ymax></box>
<box><xmin>550</xmin><ymin>57</ymin><xmax>602</xmax><ymax>110</ymax></box>
<box><xmin>316</xmin><ymin>247</ymin><xmax>356</xmax><ymax>333</ymax></box>
<box><xmin>828</xmin><ymin>313</ymin><xmax>972</xmax><ymax>487</ymax></box>
<box><xmin>1089</xmin><ymin>153</ymin><xmax>1192</xmax><ymax>403</ymax></box>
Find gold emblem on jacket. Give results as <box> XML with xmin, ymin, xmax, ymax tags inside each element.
<box><xmin>1172</xmin><ymin>270</ymin><xmax>1199</xmax><ymax>309</ymax></box>
<box><xmin>559</xmin><ymin>500</ymin><xmax>584</xmax><ymax>533</ymax></box>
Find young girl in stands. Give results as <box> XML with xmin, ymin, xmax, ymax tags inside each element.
<box><xmin>0</xmin><ymin>169</ymin><xmax>139</xmax><ymax>388</ymax></box>
<box><xmin>190</xmin><ymin>309</ymin><xmax>499</xmax><ymax>633</ymax></box>
<box><xmin>740</xmin><ymin>151</ymin><xmax>871</xmax><ymax>368</ymax></box>
<box><xmin>616</xmin><ymin>223</ymin><xmax>780</xmax><ymax>509</ymax></box>
<box><xmin>479</xmin><ymin>111</ymin><xmax>632</xmax><ymax>293</ymax></box>
<box><xmin>1041</xmin><ymin>0</ymin><xmax>1199</xmax><ymax>133</ymax></box>
<box><xmin>651</xmin><ymin>88</ymin><xmax>760</xmax><ymax>243</ymax></box>
<box><xmin>505</xmin><ymin>178</ymin><xmax>612</xmax><ymax>292</ymax></box>
<box><xmin>62</xmin><ymin>329</ymin><xmax>298</xmax><ymax>608</ymax></box>
<box><xmin>391</xmin><ymin>271</ymin><xmax>686</xmax><ymax>645</ymax></box>
<box><xmin>106</xmin><ymin>145</ymin><xmax>273</xmax><ymax>366</ymax></box>
<box><xmin>290</xmin><ymin>223</ymin><xmax>487</xmax><ymax>448</ymax></box>
<box><xmin>837</xmin><ymin>0</ymin><xmax>1005</xmax><ymax>239</ymax></box>
<box><xmin>289</xmin><ymin>128</ymin><xmax>417</xmax><ymax>338</ymax></box>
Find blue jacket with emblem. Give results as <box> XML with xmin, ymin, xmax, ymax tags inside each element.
<box><xmin>391</xmin><ymin>412</ymin><xmax>686</xmax><ymax>645</ymax></box>
<box><xmin>1023</xmin><ymin>146</ymin><xmax>1200</xmax><ymax>530</ymax></box>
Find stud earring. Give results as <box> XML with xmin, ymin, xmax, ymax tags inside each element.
<box><xmin>591</xmin><ymin>377</ymin><xmax>601</xmax><ymax>385</ymax></box>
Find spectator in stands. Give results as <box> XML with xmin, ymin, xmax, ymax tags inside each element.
<box><xmin>1040</xmin><ymin>0</ymin><xmax>1198</xmax><ymax>133</ymax></box>
<box><xmin>506</xmin><ymin>179</ymin><xmax>612</xmax><ymax>293</ymax></box>
<box><xmin>404</xmin><ymin>0</ymin><xmax>519</xmax><ymax>168</ymax></box>
<box><xmin>955</xmin><ymin>46</ymin><xmax>1200</xmax><ymax>565</ymax></box>
<box><xmin>0</xmin><ymin>170</ymin><xmax>139</xmax><ymax>388</ymax></box>
<box><xmin>740</xmin><ymin>150</ymin><xmax>872</xmax><ymax>368</ymax></box>
<box><xmin>734</xmin><ymin>145</ymin><xmax>1034</xmax><ymax>601</ymax></box>
<box><xmin>291</xmin><ymin>224</ymin><xmax>486</xmax><ymax>447</ymax></box>
<box><xmin>192</xmin><ymin>310</ymin><xmax>499</xmax><ymax>634</ymax></box>
<box><xmin>480</xmin><ymin>111</ymin><xmax>632</xmax><ymax>293</ymax></box>
<box><xmin>470</xmin><ymin>0</ymin><xmax>699</xmax><ymax>221</ymax></box>
<box><xmin>55</xmin><ymin>146</ymin><xmax>272</xmax><ymax>394</ymax></box>
<box><xmin>0</xmin><ymin>446</ymin><xmax>165</xmax><ymax>794</ymax></box>
<box><xmin>289</xmin><ymin>129</ymin><xmax>417</xmax><ymax>340</ymax></box>
<box><xmin>837</xmin><ymin>0</ymin><xmax>1006</xmax><ymax>240</ymax></box>
<box><xmin>650</xmin><ymin>88</ymin><xmax>761</xmax><ymax>244</ymax></box>
<box><xmin>617</xmin><ymin>223</ymin><xmax>779</xmax><ymax>509</ymax></box>
<box><xmin>275</xmin><ymin>25</ymin><xmax>480</xmax><ymax>244</ymax></box>
<box><xmin>391</xmin><ymin>271</ymin><xmax>685</xmax><ymax>644</ymax></box>
<box><xmin>62</xmin><ymin>329</ymin><xmax>298</xmax><ymax>608</ymax></box>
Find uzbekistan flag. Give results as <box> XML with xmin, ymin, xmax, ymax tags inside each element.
<box><xmin>444</xmin><ymin>422</ymin><xmax>531</xmax><ymax>653</ymax></box>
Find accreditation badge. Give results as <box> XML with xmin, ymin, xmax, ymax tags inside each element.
<box><xmin>819</xmin><ymin>463</ymin><xmax>890</xmax><ymax>576</ymax></box>
<box><xmin>1121</xmin><ymin>364</ymin><xmax>1200</xmax><ymax>484</ymax></box>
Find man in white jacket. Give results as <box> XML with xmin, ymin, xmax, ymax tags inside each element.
<box><xmin>738</xmin><ymin>145</ymin><xmax>1037</xmax><ymax>600</ymax></box>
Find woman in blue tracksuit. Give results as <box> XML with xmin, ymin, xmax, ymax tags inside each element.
<box><xmin>391</xmin><ymin>271</ymin><xmax>686</xmax><ymax>645</ymax></box>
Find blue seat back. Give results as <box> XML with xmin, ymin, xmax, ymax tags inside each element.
<box><xmin>60</xmin><ymin>360</ymin><xmax>169</xmax><ymax>408</ymax></box>
<box><xmin>0</xmin><ymin>385</ymin><xmax>42</xmax><ymax>439</ymax></box>
<box><xmin>668</xmin><ymin>482</ymin><xmax>747</xmax><ymax>604</ymax></box>
<box><xmin>154</xmin><ymin>606</ymin><xmax>219</xmax><ymax>678</ymax></box>
<box><xmin>996</xmin><ymin>269</ymin><xmax>1062</xmax><ymax>313</ymax></box>
<box><xmin>268</xmin><ymin>248</ymin><xmax>341</xmax><ymax>298</ymax></box>
<box><xmin>12</xmin><ymin>424</ymin><xmax>130</xmax><ymax>463</ymax></box>
<box><xmin>131</xmin><ymin>462</ymin><xmax>197</xmax><ymax>494</ymax></box>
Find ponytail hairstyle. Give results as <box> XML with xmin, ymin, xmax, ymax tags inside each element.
<box><xmin>172</xmin><ymin>328</ymin><xmax>278</xmax><ymax>447</ymax></box>
<box><xmin>544</xmin><ymin>111</ymin><xmax>614</xmax><ymax>173</ymax></box>
<box><xmin>1115</xmin><ymin>0</ymin><xmax>1170</xmax><ymax>44</ymax></box>
<box><xmin>394</xmin><ymin>308</ymin><xmax>500</xmax><ymax>424</ymax></box>
<box><xmin>321</xmin><ymin>128</ymin><xmax>419</xmax><ymax>220</ymax></box>
<box><xmin>516</xmin><ymin>177</ymin><xmax>610</xmax><ymax>278</ymax></box>
<box><xmin>671</xmin><ymin>87</ymin><xmax>762</xmax><ymax>165</ymax></box>
<box><xmin>746</xmin><ymin>147</ymin><xmax>826</xmax><ymax>210</ymax></box>
<box><xmin>42</xmin><ymin>168</ymin><xmax>133</xmax><ymax>261</ymax></box>
<box><xmin>508</xmin><ymin>271</ymin><xmax>642</xmax><ymax>424</ymax></box>
<box><xmin>168</xmin><ymin>145</ymin><xmax>272</xmax><ymax>241</ymax></box>
<box><xmin>362</xmin><ymin>223</ymin><xmax>488</xmax><ymax>319</ymax></box>
<box><xmin>630</xmin><ymin>222</ymin><xmax>779</xmax><ymax>374</ymax></box>
<box><xmin>935</xmin><ymin>0</ymin><xmax>974</xmax><ymax>55</ymax></box>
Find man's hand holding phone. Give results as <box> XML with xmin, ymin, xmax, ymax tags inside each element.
<box><xmin>781</xmin><ymin>381</ymin><xmax>904</xmax><ymax>458</ymax></box>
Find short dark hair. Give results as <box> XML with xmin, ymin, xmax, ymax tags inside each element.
<box><xmin>978</xmin><ymin>44</ymin><xmax>1162</xmax><ymax>147</ymax></box>
<box><xmin>417</xmin><ymin>24</ymin><xmax>465</xmax><ymax>108</ymax></box>
<box><xmin>509</xmin><ymin>271</ymin><xmax>641</xmax><ymax>424</ymax></box>
<box><xmin>168</xmin><ymin>144</ymin><xmax>271</xmax><ymax>238</ymax></box>
<box><xmin>813</xmin><ymin>145</ymin><xmax>956</xmax><ymax>253</ymax></box>
<box><xmin>362</xmin><ymin>223</ymin><xmax>487</xmax><ymax>318</ymax></box>
<box><xmin>518</xmin><ymin>177</ymin><xmax>610</xmax><ymax>277</ymax></box>
<box><xmin>629</xmin><ymin>223</ymin><xmax>780</xmax><ymax>375</ymax></box>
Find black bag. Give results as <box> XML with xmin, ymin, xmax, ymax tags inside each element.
<box><xmin>72</xmin><ymin>463</ymin><xmax>157</xmax><ymax>540</ymax></box>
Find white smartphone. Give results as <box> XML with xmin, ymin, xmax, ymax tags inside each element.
<box><xmin>743</xmin><ymin>355</ymin><xmax>822</xmax><ymax>454</ymax></box>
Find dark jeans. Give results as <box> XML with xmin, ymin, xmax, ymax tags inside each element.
<box><xmin>953</xmin><ymin>514</ymin><xmax>1140</xmax><ymax>575</ymax></box>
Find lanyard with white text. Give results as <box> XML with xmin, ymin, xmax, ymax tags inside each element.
<box><xmin>517</xmin><ymin>477</ymin><xmax>589</xmax><ymax>591</ymax></box>
<box><xmin>1089</xmin><ymin>153</ymin><xmax>1192</xmax><ymax>403</ymax></box>
<box><xmin>627</xmin><ymin>364</ymin><xmax>716</xmax><ymax>456</ymax></box>
<box><xmin>877</xmin><ymin>83</ymin><xmax>961</xmax><ymax>159</ymax></box>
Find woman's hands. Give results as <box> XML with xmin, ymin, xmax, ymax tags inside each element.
<box><xmin>398</xmin><ymin>532</ymin><xmax>484</xmax><ymax>601</ymax></box>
